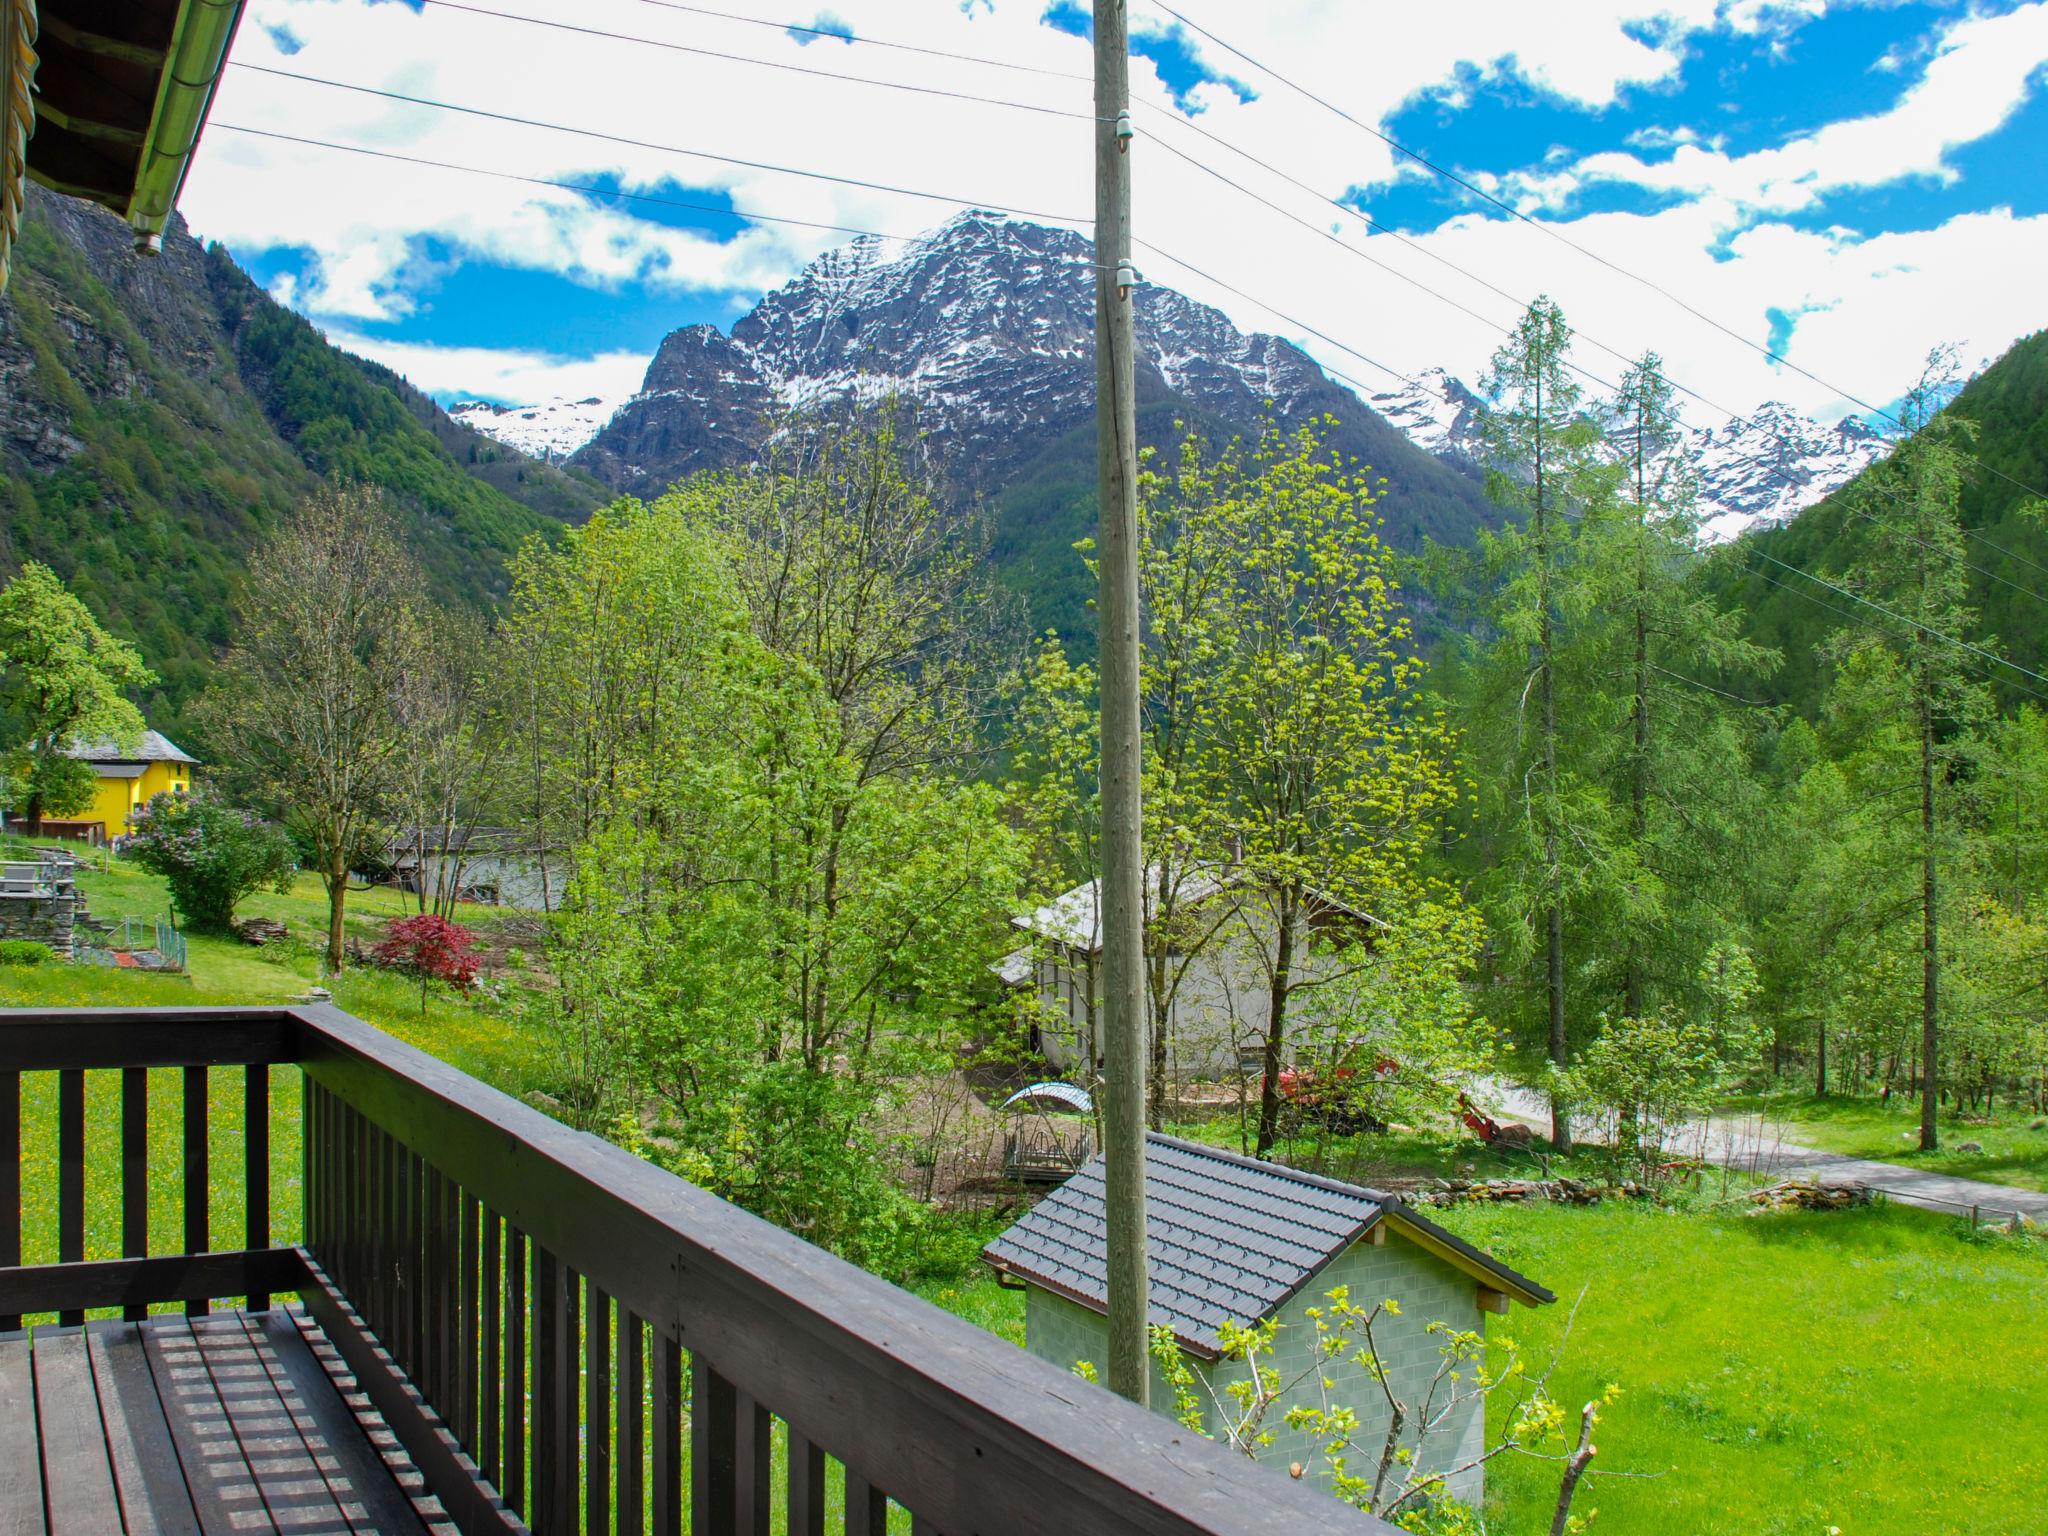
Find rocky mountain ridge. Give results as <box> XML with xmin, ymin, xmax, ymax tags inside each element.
<box><xmin>455</xmin><ymin>215</ymin><xmax>1890</xmax><ymax>547</ymax></box>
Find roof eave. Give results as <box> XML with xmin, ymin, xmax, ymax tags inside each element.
<box><xmin>980</xmin><ymin>1252</ymin><xmax>1224</xmax><ymax>1361</ymax></box>
<box><xmin>1374</xmin><ymin>1204</ymin><xmax>1556</xmax><ymax>1308</ymax></box>
<box><xmin>126</xmin><ymin>0</ymin><xmax>247</xmax><ymax>242</ymax></box>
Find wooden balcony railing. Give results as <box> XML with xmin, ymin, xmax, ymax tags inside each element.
<box><xmin>0</xmin><ymin>1004</ymin><xmax>1381</xmax><ymax>1535</ymax></box>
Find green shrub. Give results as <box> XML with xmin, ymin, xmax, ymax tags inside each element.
<box><xmin>124</xmin><ymin>788</ymin><xmax>295</xmax><ymax>932</ymax></box>
<box><xmin>0</xmin><ymin>940</ymin><xmax>54</xmax><ymax>966</ymax></box>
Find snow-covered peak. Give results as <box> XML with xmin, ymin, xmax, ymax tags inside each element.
<box><xmin>1364</xmin><ymin>368</ymin><xmax>1486</xmax><ymax>462</ymax></box>
<box><xmin>451</xmin><ymin>395</ymin><xmax>624</xmax><ymax>460</ymax></box>
<box><xmin>1690</xmin><ymin>403</ymin><xmax>1891</xmax><ymax>543</ymax></box>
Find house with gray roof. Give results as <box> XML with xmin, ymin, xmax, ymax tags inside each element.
<box><xmin>983</xmin><ymin>1134</ymin><xmax>1553</xmax><ymax>1509</ymax></box>
<box><xmin>999</xmin><ymin>868</ymin><xmax>1386</xmax><ymax>1081</ymax></box>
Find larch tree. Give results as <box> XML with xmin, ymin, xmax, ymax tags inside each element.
<box><xmin>0</xmin><ymin>561</ymin><xmax>154</xmax><ymax>831</ymax></box>
<box><xmin>1469</xmin><ymin>298</ymin><xmax>1610</xmax><ymax>1149</ymax></box>
<box><xmin>203</xmin><ymin>485</ymin><xmax>425</xmax><ymax>972</ymax></box>
<box><xmin>1834</xmin><ymin>350</ymin><xmax>1989</xmax><ymax>1150</ymax></box>
<box><xmin>1593</xmin><ymin>355</ymin><xmax>1777</xmax><ymax>1025</ymax></box>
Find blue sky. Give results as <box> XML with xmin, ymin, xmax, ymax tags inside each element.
<box><xmin>180</xmin><ymin>0</ymin><xmax>2048</xmax><ymax>421</ymax></box>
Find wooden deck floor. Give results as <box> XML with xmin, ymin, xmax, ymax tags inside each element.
<box><xmin>0</xmin><ymin>1311</ymin><xmax>434</xmax><ymax>1536</ymax></box>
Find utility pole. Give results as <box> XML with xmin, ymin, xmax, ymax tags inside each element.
<box><xmin>1093</xmin><ymin>0</ymin><xmax>1148</xmax><ymax>1407</ymax></box>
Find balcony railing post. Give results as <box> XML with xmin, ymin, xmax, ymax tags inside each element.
<box><xmin>244</xmin><ymin>1063</ymin><xmax>270</xmax><ymax>1311</ymax></box>
<box><xmin>121</xmin><ymin>1066</ymin><xmax>147</xmax><ymax>1321</ymax></box>
<box><xmin>181</xmin><ymin>1064</ymin><xmax>208</xmax><ymax>1318</ymax></box>
<box><xmin>1</xmin><ymin>1067</ymin><xmax>18</xmax><ymax>1332</ymax></box>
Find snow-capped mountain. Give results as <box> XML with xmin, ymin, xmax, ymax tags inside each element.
<box><xmin>450</xmin><ymin>395</ymin><xmax>624</xmax><ymax>460</ymax></box>
<box><xmin>449</xmin><ymin>210</ymin><xmax>1882</xmax><ymax>553</ymax></box>
<box><xmin>1688</xmin><ymin>402</ymin><xmax>1890</xmax><ymax>543</ymax></box>
<box><xmin>557</xmin><ymin>211</ymin><xmax>1494</xmax><ymax>553</ymax></box>
<box><xmin>1364</xmin><ymin>370</ymin><xmax>1887</xmax><ymax>543</ymax></box>
<box><xmin>1364</xmin><ymin>368</ymin><xmax>1486</xmax><ymax>464</ymax></box>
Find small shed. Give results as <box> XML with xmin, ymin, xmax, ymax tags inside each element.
<box><xmin>982</xmin><ymin>1134</ymin><xmax>1553</xmax><ymax>1509</ymax></box>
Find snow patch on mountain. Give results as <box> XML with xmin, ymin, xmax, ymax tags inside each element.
<box><xmin>1361</xmin><ymin>368</ymin><xmax>1890</xmax><ymax>543</ymax></box>
<box><xmin>1688</xmin><ymin>403</ymin><xmax>1891</xmax><ymax>543</ymax></box>
<box><xmin>452</xmin><ymin>395</ymin><xmax>623</xmax><ymax>459</ymax></box>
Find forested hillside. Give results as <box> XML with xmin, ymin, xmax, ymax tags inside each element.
<box><xmin>1714</xmin><ymin>328</ymin><xmax>2048</xmax><ymax>713</ymax></box>
<box><xmin>0</xmin><ymin>186</ymin><xmax>600</xmax><ymax>737</ymax></box>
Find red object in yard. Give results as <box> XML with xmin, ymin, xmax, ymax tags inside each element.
<box><xmin>1458</xmin><ymin>1090</ymin><xmax>1504</xmax><ymax>1143</ymax></box>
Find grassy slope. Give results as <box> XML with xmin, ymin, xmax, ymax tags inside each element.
<box><xmin>923</xmin><ymin>1202</ymin><xmax>2046</xmax><ymax>1536</ymax></box>
<box><xmin>1733</xmin><ymin>1091</ymin><xmax>2048</xmax><ymax>1194</ymax></box>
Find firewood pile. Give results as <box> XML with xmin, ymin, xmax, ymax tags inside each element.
<box><xmin>1744</xmin><ymin>1177</ymin><xmax>1871</xmax><ymax>1213</ymax></box>
<box><xmin>236</xmin><ymin>917</ymin><xmax>289</xmax><ymax>946</ymax></box>
<box><xmin>1413</xmin><ymin>1176</ymin><xmax>1645</xmax><ymax>1207</ymax></box>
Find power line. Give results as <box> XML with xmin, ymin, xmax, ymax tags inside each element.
<box><xmin>414</xmin><ymin>0</ymin><xmax>1098</xmax><ymax>121</ymax></box>
<box><xmin>1138</xmin><ymin>0</ymin><xmax>2048</xmax><ymax>516</ymax></box>
<box><xmin>209</xmin><ymin>123</ymin><xmax>938</xmax><ymax>242</ymax></box>
<box><xmin>390</xmin><ymin>0</ymin><xmax>2048</xmax><ymax>554</ymax></box>
<box><xmin>1750</xmin><ymin>549</ymin><xmax>2048</xmax><ymax>689</ymax></box>
<box><xmin>623</xmin><ymin>0</ymin><xmax>1092</xmax><ymax>82</ymax></box>
<box><xmin>226</xmin><ymin>63</ymin><xmax>1093</xmax><ymax>227</ymax></box>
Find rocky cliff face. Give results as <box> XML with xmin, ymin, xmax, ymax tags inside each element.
<box><xmin>567</xmin><ymin>211</ymin><xmax>1494</xmax><ymax>554</ymax></box>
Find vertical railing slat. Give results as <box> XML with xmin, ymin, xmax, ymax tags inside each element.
<box><xmin>557</xmin><ymin>1263</ymin><xmax>579</xmax><ymax>1535</ymax></box>
<box><xmin>653</xmin><ymin>1334</ymin><xmax>683</xmax><ymax>1536</ymax></box>
<box><xmin>504</xmin><ymin>1224</ymin><xmax>527</xmax><ymax>1515</ymax></box>
<box><xmin>460</xmin><ymin>1187</ymin><xmax>479</xmax><ymax>1458</ymax></box>
<box><xmin>787</xmin><ymin>1430</ymin><xmax>827</xmax><ymax>1536</ymax></box>
<box><xmin>424</xmin><ymin>1165</ymin><xmax>445</xmax><ymax>1411</ymax></box>
<box><xmin>182</xmin><ymin>1064</ymin><xmax>208</xmax><ymax>1317</ymax></box>
<box><xmin>244</xmin><ymin>1063</ymin><xmax>270</xmax><ymax>1311</ymax></box>
<box><xmin>478</xmin><ymin>1206</ymin><xmax>500</xmax><ymax>1486</ymax></box>
<box><xmin>736</xmin><ymin>1390</ymin><xmax>772</xmax><ymax>1536</ymax></box>
<box><xmin>692</xmin><ymin>1353</ymin><xmax>738</xmax><ymax>1536</ymax></box>
<box><xmin>586</xmin><ymin>1282</ymin><xmax>611</xmax><ymax>1536</ymax></box>
<box><xmin>618</xmin><ymin>1307</ymin><xmax>645</xmax><ymax>1536</ymax></box>
<box><xmin>534</xmin><ymin>1245</ymin><xmax>558</xmax><ymax>1530</ymax></box>
<box><xmin>122</xmin><ymin>1065</ymin><xmax>147</xmax><ymax>1322</ymax></box>
<box><xmin>57</xmin><ymin>1066</ymin><xmax>84</xmax><ymax>1325</ymax></box>
<box><xmin>0</xmin><ymin>1070</ymin><xmax>14</xmax><ymax>1333</ymax></box>
<box><xmin>845</xmin><ymin>1473</ymin><xmax>889</xmax><ymax>1536</ymax></box>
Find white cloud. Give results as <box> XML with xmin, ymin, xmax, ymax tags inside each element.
<box><xmin>173</xmin><ymin>0</ymin><xmax>2048</xmax><ymax>422</ymax></box>
<box><xmin>321</xmin><ymin>328</ymin><xmax>652</xmax><ymax>406</ymax></box>
<box><xmin>1558</xmin><ymin>2</ymin><xmax>2048</xmax><ymax>215</ymax></box>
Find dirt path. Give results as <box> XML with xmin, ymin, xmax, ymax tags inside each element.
<box><xmin>1470</xmin><ymin>1080</ymin><xmax>2048</xmax><ymax>1224</ymax></box>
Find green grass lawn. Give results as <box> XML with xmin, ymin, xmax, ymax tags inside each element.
<box><xmin>1730</xmin><ymin>1091</ymin><xmax>2048</xmax><ymax>1193</ymax></box>
<box><xmin>0</xmin><ymin>857</ymin><xmax>554</xmax><ymax>1284</ymax></box>
<box><xmin>925</xmin><ymin>1200</ymin><xmax>2047</xmax><ymax>1536</ymax></box>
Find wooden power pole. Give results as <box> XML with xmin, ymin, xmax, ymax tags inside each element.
<box><xmin>1093</xmin><ymin>0</ymin><xmax>1148</xmax><ymax>1406</ymax></box>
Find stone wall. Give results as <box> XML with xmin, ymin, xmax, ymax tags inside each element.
<box><xmin>0</xmin><ymin>892</ymin><xmax>76</xmax><ymax>957</ymax></box>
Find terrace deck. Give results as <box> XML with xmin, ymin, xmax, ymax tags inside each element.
<box><xmin>0</xmin><ymin>1310</ymin><xmax>431</xmax><ymax>1536</ymax></box>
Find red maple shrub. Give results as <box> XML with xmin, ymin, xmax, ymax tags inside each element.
<box><xmin>372</xmin><ymin>914</ymin><xmax>479</xmax><ymax>1010</ymax></box>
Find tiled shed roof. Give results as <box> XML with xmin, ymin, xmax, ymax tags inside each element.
<box><xmin>983</xmin><ymin>1133</ymin><xmax>1551</xmax><ymax>1356</ymax></box>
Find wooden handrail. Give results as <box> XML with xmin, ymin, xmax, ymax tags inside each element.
<box><xmin>0</xmin><ymin>1004</ymin><xmax>1384</xmax><ymax>1536</ymax></box>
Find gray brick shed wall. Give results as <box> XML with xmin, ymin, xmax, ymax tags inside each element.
<box><xmin>1022</xmin><ymin>1229</ymin><xmax>1488</xmax><ymax>1510</ymax></box>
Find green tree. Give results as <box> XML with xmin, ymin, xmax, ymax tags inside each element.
<box><xmin>1440</xmin><ymin>299</ymin><xmax>1616</xmax><ymax>1149</ymax></box>
<box><xmin>203</xmin><ymin>485</ymin><xmax>426</xmax><ymax>972</ymax></box>
<box><xmin>1571</xmin><ymin>359</ymin><xmax>1780</xmax><ymax>1059</ymax></box>
<box><xmin>0</xmin><ymin>560</ymin><xmax>154</xmax><ymax>830</ymax></box>
<box><xmin>1176</xmin><ymin>422</ymin><xmax>1468</xmax><ymax>1156</ymax></box>
<box><xmin>1834</xmin><ymin>350</ymin><xmax>1989</xmax><ymax>1149</ymax></box>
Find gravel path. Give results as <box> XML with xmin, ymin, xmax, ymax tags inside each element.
<box><xmin>1469</xmin><ymin>1079</ymin><xmax>2048</xmax><ymax>1224</ymax></box>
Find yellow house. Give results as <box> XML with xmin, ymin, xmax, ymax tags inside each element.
<box><xmin>62</xmin><ymin>730</ymin><xmax>198</xmax><ymax>839</ymax></box>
